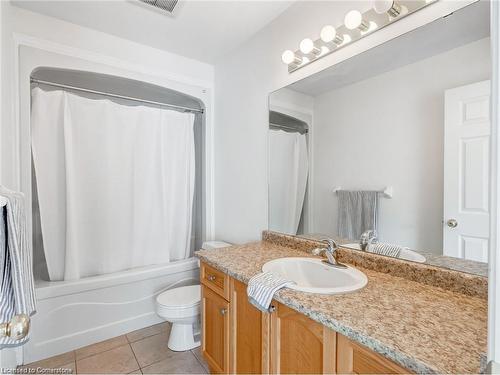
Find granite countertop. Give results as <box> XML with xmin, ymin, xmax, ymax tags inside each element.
<box><xmin>195</xmin><ymin>240</ymin><xmax>487</xmax><ymax>374</ymax></box>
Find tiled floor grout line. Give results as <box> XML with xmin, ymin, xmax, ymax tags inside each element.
<box><xmin>27</xmin><ymin>323</ymin><xmax>204</xmax><ymax>374</ymax></box>
<box><xmin>127</xmin><ymin>331</ymin><xmax>162</xmax><ymax>345</ymax></box>
<box><xmin>75</xmin><ymin>341</ymin><xmax>130</xmax><ymax>362</ymax></box>
<box><xmin>136</xmin><ymin>352</ymin><xmax>175</xmax><ymax>371</ymax></box>
<box><xmin>190</xmin><ymin>349</ymin><xmax>208</xmax><ymax>373</ymax></box>
<box><xmin>75</xmin><ymin>331</ymin><xmax>164</xmax><ymax>364</ymax></box>
<box><xmin>127</xmin><ymin>343</ymin><xmax>142</xmax><ymax>374</ymax></box>
<box><xmin>135</xmin><ymin>347</ymin><xmax>205</xmax><ymax>373</ymax></box>
<box><xmin>129</xmin><ymin>331</ymin><xmax>176</xmax><ymax>371</ymax></box>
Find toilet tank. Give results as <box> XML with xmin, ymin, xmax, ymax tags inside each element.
<box><xmin>201</xmin><ymin>241</ymin><xmax>231</xmax><ymax>250</ymax></box>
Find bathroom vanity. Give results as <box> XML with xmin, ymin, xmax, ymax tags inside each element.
<box><xmin>200</xmin><ymin>263</ymin><xmax>407</xmax><ymax>374</ymax></box>
<box><xmin>196</xmin><ymin>232</ymin><xmax>487</xmax><ymax>374</ymax></box>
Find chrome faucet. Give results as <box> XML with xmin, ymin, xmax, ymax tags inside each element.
<box><xmin>314</xmin><ymin>238</ymin><xmax>347</xmax><ymax>269</ymax></box>
<box><xmin>360</xmin><ymin>230</ymin><xmax>378</xmax><ymax>251</ymax></box>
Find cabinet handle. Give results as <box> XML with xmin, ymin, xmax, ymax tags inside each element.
<box><xmin>207</xmin><ymin>274</ymin><xmax>216</xmax><ymax>281</ymax></box>
<box><xmin>269</xmin><ymin>305</ymin><xmax>276</xmax><ymax>313</ymax></box>
<box><xmin>220</xmin><ymin>308</ymin><xmax>227</xmax><ymax>316</ymax></box>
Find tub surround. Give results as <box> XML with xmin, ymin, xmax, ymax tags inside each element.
<box><xmin>24</xmin><ymin>258</ymin><xmax>200</xmax><ymax>364</ymax></box>
<box><xmin>196</xmin><ymin>232</ymin><xmax>487</xmax><ymax>374</ymax></box>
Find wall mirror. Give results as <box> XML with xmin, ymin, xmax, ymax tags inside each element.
<box><xmin>268</xmin><ymin>1</ymin><xmax>490</xmax><ymax>276</ymax></box>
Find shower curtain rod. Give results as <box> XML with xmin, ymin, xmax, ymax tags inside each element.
<box><xmin>30</xmin><ymin>78</ymin><xmax>204</xmax><ymax>114</ymax></box>
<box><xmin>270</xmin><ymin>122</ymin><xmax>308</xmax><ymax>133</ymax></box>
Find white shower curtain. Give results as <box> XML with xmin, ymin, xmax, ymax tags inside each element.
<box><xmin>268</xmin><ymin>129</ymin><xmax>308</xmax><ymax>235</ymax></box>
<box><xmin>31</xmin><ymin>87</ymin><xmax>195</xmax><ymax>281</ymax></box>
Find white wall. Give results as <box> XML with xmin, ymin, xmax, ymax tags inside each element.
<box><xmin>213</xmin><ymin>0</ymin><xmax>476</xmax><ymax>244</ymax></box>
<box><xmin>311</xmin><ymin>38</ymin><xmax>490</xmax><ymax>253</ymax></box>
<box><xmin>0</xmin><ymin>2</ymin><xmax>214</xmax><ymax>188</ymax></box>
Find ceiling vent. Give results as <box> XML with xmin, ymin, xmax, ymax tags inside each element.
<box><xmin>138</xmin><ymin>0</ymin><xmax>179</xmax><ymax>14</ymax></box>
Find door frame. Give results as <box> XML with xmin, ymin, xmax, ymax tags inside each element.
<box><xmin>488</xmin><ymin>0</ymin><xmax>500</xmax><ymax>368</ymax></box>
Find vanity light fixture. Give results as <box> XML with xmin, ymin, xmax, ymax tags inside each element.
<box><xmin>281</xmin><ymin>0</ymin><xmax>437</xmax><ymax>73</ymax></box>
<box><xmin>373</xmin><ymin>0</ymin><xmax>402</xmax><ymax>17</ymax></box>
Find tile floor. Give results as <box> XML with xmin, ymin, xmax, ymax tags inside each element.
<box><xmin>21</xmin><ymin>322</ymin><xmax>209</xmax><ymax>374</ymax></box>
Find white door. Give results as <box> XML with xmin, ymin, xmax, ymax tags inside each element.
<box><xmin>443</xmin><ymin>80</ymin><xmax>491</xmax><ymax>262</ymax></box>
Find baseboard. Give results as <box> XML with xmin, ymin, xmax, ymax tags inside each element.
<box><xmin>25</xmin><ymin>311</ymin><xmax>163</xmax><ymax>363</ymax></box>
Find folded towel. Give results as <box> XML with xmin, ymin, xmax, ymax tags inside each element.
<box><xmin>367</xmin><ymin>243</ymin><xmax>402</xmax><ymax>258</ymax></box>
<box><xmin>0</xmin><ymin>187</ymin><xmax>36</xmax><ymax>348</ymax></box>
<box><xmin>247</xmin><ymin>272</ymin><xmax>294</xmax><ymax>313</ymax></box>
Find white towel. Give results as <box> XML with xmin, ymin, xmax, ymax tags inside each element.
<box><xmin>0</xmin><ymin>187</ymin><xmax>36</xmax><ymax>348</ymax></box>
<box><xmin>247</xmin><ymin>272</ymin><xmax>294</xmax><ymax>312</ymax></box>
<box><xmin>367</xmin><ymin>243</ymin><xmax>402</xmax><ymax>258</ymax></box>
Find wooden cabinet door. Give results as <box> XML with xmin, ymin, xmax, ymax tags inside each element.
<box><xmin>202</xmin><ymin>285</ymin><xmax>230</xmax><ymax>373</ymax></box>
<box><xmin>336</xmin><ymin>334</ymin><xmax>410</xmax><ymax>374</ymax></box>
<box><xmin>270</xmin><ymin>303</ymin><xmax>336</xmax><ymax>374</ymax></box>
<box><xmin>230</xmin><ymin>279</ymin><xmax>270</xmax><ymax>374</ymax></box>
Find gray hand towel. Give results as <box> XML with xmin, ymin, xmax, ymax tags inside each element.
<box><xmin>337</xmin><ymin>190</ymin><xmax>378</xmax><ymax>241</ymax></box>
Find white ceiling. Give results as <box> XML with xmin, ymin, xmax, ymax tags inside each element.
<box><xmin>11</xmin><ymin>0</ymin><xmax>293</xmax><ymax>64</ymax></box>
<box><xmin>287</xmin><ymin>0</ymin><xmax>490</xmax><ymax>96</ymax></box>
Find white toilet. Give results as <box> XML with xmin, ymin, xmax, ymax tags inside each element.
<box><xmin>156</xmin><ymin>241</ymin><xmax>231</xmax><ymax>351</ymax></box>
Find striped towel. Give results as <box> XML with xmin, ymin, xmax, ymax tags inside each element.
<box><xmin>0</xmin><ymin>187</ymin><xmax>36</xmax><ymax>348</ymax></box>
<box><xmin>247</xmin><ymin>272</ymin><xmax>294</xmax><ymax>313</ymax></box>
<box><xmin>367</xmin><ymin>243</ymin><xmax>402</xmax><ymax>258</ymax></box>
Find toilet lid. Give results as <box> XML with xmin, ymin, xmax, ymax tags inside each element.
<box><xmin>157</xmin><ymin>285</ymin><xmax>200</xmax><ymax>308</ymax></box>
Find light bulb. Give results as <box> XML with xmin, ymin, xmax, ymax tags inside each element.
<box><xmin>281</xmin><ymin>50</ymin><xmax>300</xmax><ymax>65</ymax></box>
<box><xmin>344</xmin><ymin>10</ymin><xmax>369</xmax><ymax>31</ymax></box>
<box><xmin>372</xmin><ymin>0</ymin><xmax>401</xmax><ymax>17</ymax></box>
<box><xmin>299</xmin><ymin>38</ymin><xmax>321</xmax><ymax>56</ymax></box>
<box><xmin>299</xmin><ymin>38</ymin><xmax>314</xmax><ymax>54</ymax></box>
<box><xmin>281</xmin><ymin>50</ymin><xmax>294</xmax><ymax>64</ymax></box>
<box><xmin>320</xmin><ymin>25</ymin><xmax>336</xmax><ymax>43</ymax></box>
<box><xmin>320</xmin><ymin>25</ymin><xmax>344</xmax><ymax>45</ymax></box>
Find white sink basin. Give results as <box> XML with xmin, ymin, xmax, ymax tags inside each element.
<box><xmin>343</xmin><ymin>243</ymin><xmax>426</xmax><ymax>263</ymax></box>
<box><xmin>262</xmin><ymin>257</ymin><xmax>367</xmax><ymax>295</ymax></box>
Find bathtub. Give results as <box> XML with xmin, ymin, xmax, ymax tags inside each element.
<box><xmin>23</xmin><ymin>258</ymin><xmax>200</xmax><ymax>364</ymax></box>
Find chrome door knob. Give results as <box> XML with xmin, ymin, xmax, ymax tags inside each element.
<box><xmin>447</xmin><ymin>219</ymin><xmax>458</xmax><ymax>228</ymax></box>
<box><xmin>0</xmin><ymin>314</ymin><xmax>30</xmax><ymax>340</ymax></box>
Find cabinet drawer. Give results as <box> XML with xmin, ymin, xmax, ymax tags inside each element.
<box><xmin>201</xmin><ymin>262</ymin><xmax>229</xmax><ymax>300</ymax></box>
